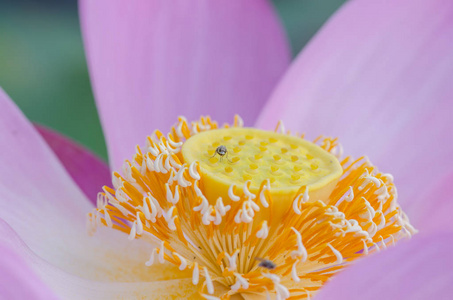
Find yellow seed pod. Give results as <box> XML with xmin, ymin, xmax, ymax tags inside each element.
<box><xmin>182</xmin><ymin>128</ymin><xmax>343</xmax><ymax>219</ymax></box>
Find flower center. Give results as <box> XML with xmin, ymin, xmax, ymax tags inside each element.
<box><xmin>88</xmin><ymin>116</ymin><xmax>416</xmax><ymax>300</ymax></box>
<box><xmin>182</xmin><ymin>128</ymin><xmax>343</xmax><ymax>219</ymax></box>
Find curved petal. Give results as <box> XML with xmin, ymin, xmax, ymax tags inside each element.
<box><xmin>0</xmin><ymin>220</ymin><xmax>197</xmax><ymax>300</ymax></box>
<box><xmin>0</xmin><ymin>88</ymin><xmax>188</xmax><ymax>284</ymax></box>
<box><xmin>80</xmin><ymin>0</ymin><xmax>290</xmax><ymax>170</ymax></box>
<box><xmin>409</xmin><ymin>171</ymin><xmax>453</xmax><ymax>233</ymax></box>
<box><xmin>316</xmin><ymin>233</ymin><xmax>453</xmax><ymax>300</ymax></box>
<box><xmin>256</xmin><ymin>0</ymin><xmax>453</xmax><ymax>230</ymax></box>
<box><xmin>0</xmin><ymin>243</ymin><xmax>59</xmax><ymax>300</ymax></box>
<box><xmin>35</xmin><ymin>125</ymin><xmax>111</xmax><ymax>204</ymax></box>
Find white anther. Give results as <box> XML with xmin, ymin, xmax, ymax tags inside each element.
<box><xmin>97</xmin><ymin>193</ymin><xmax>107</xmax><ymax>208</ymax></box>
<box><xmin>191</xmin><ymin>123</ymin><xmax>199</xmax><ymax>134</ymax></box>
<box><xmin>381</xmin><ymin>173</ymin><xmax>394</xmax><ymax>182</ymax></box>
<box><xmin>145</xmin><ymin>156</ymin><xmax>155</xmax><ymax>172</ymax></box>
<box><xmin>165</xmin><ymin>184</ymin><xmax>180</xmax><ymax>204</ymax></box>
<box><xmin>149</xmin><ymin>194</ymin><xmax>163</xmax><ymax>218</ymax></box>
<box><xmin>231</xmin><ymin>273</ymin><xmax>249</xmax><ymax>291</ymax></box>
<box><xmin>215</xmin><ymin>198</ymin><xmax>230</xmax><ymax>216</ymax></box>
<box><xmin>360</xmin><ymin>199</ymin><xmax>376</xmax><ymax>220</ymax></box>
<box><xmin>234</xmin><ymin>115</ymin><xmax>244</xmax><ymax>127</ymax></box>
<box><xmin>290</xmin><ymin>228</ymin><xmax>308</xmax><ymax>262</ymax></box>
<box><xmin>293</xmin><ymin>188</ymin><xmax>310</xmax><ymax>214</ymax></box>
<box><xmin>390</xmin><ymin>235</ymin><xmax>396</xmax><ymax>246</ymax></box>
<box><xmin>194</xmin><ymin>196</ymin><xmax>209</xmax><ymax>214</ymax></box>
<box><xmin>139</xmin><ymin>158</ymin><xmax>147</xmax><ymax>175</ymax></box>
<box><xmin>164</xmin><ymin>206</ymin><xmax>177</xmax><ymax>231</ymax></box>
<box><xmin>291</xmin><ymin>260</ymin><xmax>301</xmax><ymax>282</ymax></box>
<box><xmin>262</xmin><ymin>272</ymin><xmax>281</xmax><ymax>283</ymax></box>
<box><xmin>332</xmin><ymin>143</ymin><xmax>344</xmax><ymax>158</ymax></box>
<box><xmin>167</xmin><ymin>134</ymin><xmax>183</xmax><ymax>149</ymax></box>
<box><xmin>259</xmin><ymin>180</ymin><xmax>270</xmax><ymax>208</ymax></box>
<box><xmin>213</xmin><ymin>209</ymin><xmax>222</xmax><ymax>226</ymax></box>
<box><xmin>362</xmin><ymin>240</ymin><xmax>369</xmax><ymax>255</ymax></box>
<box><xmin>169</xmin><ymin>155</ymin><xmax>181</xmax><ymax>169</ymax></box>
<box><xmin>225</xmin><ymin>249</ymin><xmax>239</xmax><ymax>271</ymax></box>
<box><xmin>368</xmin><ymin>176</ymin><xmax>381</xmax><ymax>188</ymax></box>
<box><xmin>159</xmin><ymin>241</ymin><xmax>165</xmax><ymax>263</ymax></box>
<box><xmin>367</xmin><ymin>222</ymin><xmax>378</xmax><ymax>238</ymax></box>
<box><xmin>204</xmin><ymin>267</ymin><xmax>214</xmax><ymax>294</ymax></box>
<box><xmin>189</xmin><ymin>162</ymin><xmax>201</xmax><ymax>180</ymax></box>
<box><xmin>173</xmin><ymin>252</ymin><xmax>188</xmax><ymax>271</ymax></box>
<box><xmin>175</xmin><ymin>117</ymin><xmax>185</xmax><ymax>138</ymax></box>
<box><xmin>112</xmin><ymin>174</ymin><xmax>122</xmax><ymax>189</ymax></box>
<box><xmin>275</xmin><ymin>283</ymin><xmax>290</xmax><ymax>300</ymax></box>
<box><xmin>376</xmin><ymin>211</ymin><xmax>385</xmax><ymax>231</ymax></box>
<box><xmin>234</xmin><ymin>210</ymin><xmax>243</xmax><ymax>224</ymax></box>
<box><xmin>194</xmin><ymin>181</ymin><xmax>204</xmax><ymax>197</ymax></box>
<box><xmin>192</xmin><ymin>262</ymin><xmax>199</xmax><ymax>285</ymax></box>
<box><xmin>248</xmin><ymin>199</ymin><xmax>260</xmax><ymax>212</ymax></box>
<box><xmin>292</xmin><ymin>195</ymin><xmax>302</xmax><ymax>215</ymax></box>
<box><xmin>373</xmin><ymin>242</ymin><xmax>381</xmax><ymax>252</ymax></box>
<box><xmin>145</xmin><ymin>248</ymin><xmax>159</xmax><ymax>266</ymax></box>
<box><xmin>202</xmin><ymin>207</ymin><xmax>214</xmax><ymax>225</ymax></box>
<box><xmin>176</xmin><ymin>165</ymin><xmax>191</xmax><ymax>187</ymax></box>
<box><xmin>228</xmin><ymin>184</ymin><xmax>240</xmax><ymax>201</ymax></box>
<box><xmin>243</xmin><ymin>181</ymin><xmax>256</xmax><ymax>199</ymax></box>
<box><xmin>159</xmin><ymin>155</ymin><xmax>168</xmax><ymax>174</ymax></box>
<box><xmin>142</xmin><ymin>197</ymin><xmax>152</xmax><ymax>220</ymax></box>
<box><xmin>201</xmin><ymin>295</ymin><xmax>220</xmax><ymax>300</ymax></box>
<box><xmin>359</xmin><ymin>175</ymin><xmax>380</xmax><ymax>190</ymax></box>
<box><xmin>115</xmin><ymin>188</ymin><xmax>129</xmax><ymax>203</ymax></box>
<box><xmin>157</xmin><ymin>140</ymin><xmax>169</xmax><ymax>154</ymax></box>
<box><xmin>240</xmin><ymin>203</ymin><xmax>254</xmax><ymax>223</ymax></box>
<box><xmin>345</xmin><ymin>186</ymin><xmax>354</xmax><ymax>202</ymax></box>
<box><xmin>256</xmin><ymin>221</ymin><xmax>269</xmax><ymax>239</ymax></box>
<box><xmin>147</xmin><ymin>144</ymin><xmax>160</xmax><ymax>157</ymax></box>
<box><xmin>122</xmin><ymin>162</ymin><xmax>136</xmax><ymax>182</ymax></box>
<box><xmin>153</xmin><ymin>154</ymin><xmax>162</xmax><ymax>173</ymax></box>
<box><xmin>103</xmin><ymin>209</ymin><xmax>113</xmax><ymax>228</ymax></box>
<box><xmin>136</xmin><ymin>212</ymin><xmax>144</xmax><ymax>235</ymax></box>
<box><xmin>380</xmin><ymin>236</ymin><xmax>387</xmax><ymax>250</ymax></box>
<box><xmin>327</xmin><ymin>244</ymin><xmax>343</xmax><ymax>264</ymax></box>
<box><xmin>110</xmin><ymin>200</ymin><xmax>129</xmax><ymax>216</ymax></box>
<box><xmin>164</xmin><ymin>155</ymin><xmax>172</xmax><ymax>170</ymax></box>
<box><xmin>128</xmin><ymin>221</ymin><xmax>137</xmax><ymax>240</ymax></box>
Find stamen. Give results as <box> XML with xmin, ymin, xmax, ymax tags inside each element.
<box><xmin>192</xmin><ymin>262</ymin><xmax>200</xmax><ymax>285</ymax></box>
<box><xmin>291</xmin><ymin>260</ymin><xmax>301</xmax><ymax>282</ymax></box>
<box><xmin>90</xmin><ymin>116</ymin><xmax>416</xmax><ymax>299</ymax></box>
<box><xmin>256</xmin><ymin>221</ymin><xmax>269</xmax><ymax>239</ymax></box>
<box><xmin>204</xmin><ymin>267</ymin><xmax>214</xmax><ymax>294</ymax></box>
<box><xmin>228</xmin><ymin>184</ymin><xmax>240</xmax><ymax>201</ymax></box>
<box><xmin>291</xmin><ymin>228</ymin><xmax>308</xmax><ymax>262</ymax></box>
<box><xmin>327</xmin><ymin>244</ymin><xmax>343</xmax><ymax>264</ymax></box>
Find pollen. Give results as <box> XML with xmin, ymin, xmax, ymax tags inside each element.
<box><xmin>87</xmin><ymin>115</ymin><xmax>416</xmax><ymax>300</ymax></box>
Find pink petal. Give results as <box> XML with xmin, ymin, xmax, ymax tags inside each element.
<box><xmin>0</xmin><ymin>88</ymin><xmax>187</xmax><ymax>283</ymax></box>
<box><xmin>0</xmin><ymin>219</ymin><xmax>197</xmax><ymax>299</ymax></box>
<box><xmin>35</xmin><ymin>125</ymin><xmax>111</xmax><ymax>205</ymax></box>
<box><xmin>0</xmin><ymin>243</ymin><xmax>59</xmax><ymax>300</ymax></box>
<box><xmin>316</xmin><ymin>233</ymin><xmax>453</xmax><ymax>300</ymax></box>
<box><xmin>256</xmin><ymin>0</ymin><xmax>453</xmax><ymax>231</ymax></box>
<box><xmin>80</xmin><ymin>0</ymin><xmax>290</xmax><ymax>171</ymax></box>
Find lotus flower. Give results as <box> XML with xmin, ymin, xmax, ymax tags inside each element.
<box><xmin>1</xmin><ymin>0</ymin><xmax>452</xmax><ymax>299</ymax></box>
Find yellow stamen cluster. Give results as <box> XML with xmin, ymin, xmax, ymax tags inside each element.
<box><xmin>88</xmin><ymin>115</ymin><xmax>416</xmax><ymax>300</ymax></box>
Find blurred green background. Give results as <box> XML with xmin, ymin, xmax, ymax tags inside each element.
<box><xmin>0</xmin><ymin>0</ymin><xmax>346</xmax><ymax>161</ymax></box>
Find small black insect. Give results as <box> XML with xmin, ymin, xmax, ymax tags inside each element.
<box><xmin>255</xmin><ymin>257</ymin><xmax>276</xmax><ymax>270</ymax></box>
<box><xmin>212</xmin><ymin>145</ymin><xmax>232</xmax><ymax>163</ymax></box>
